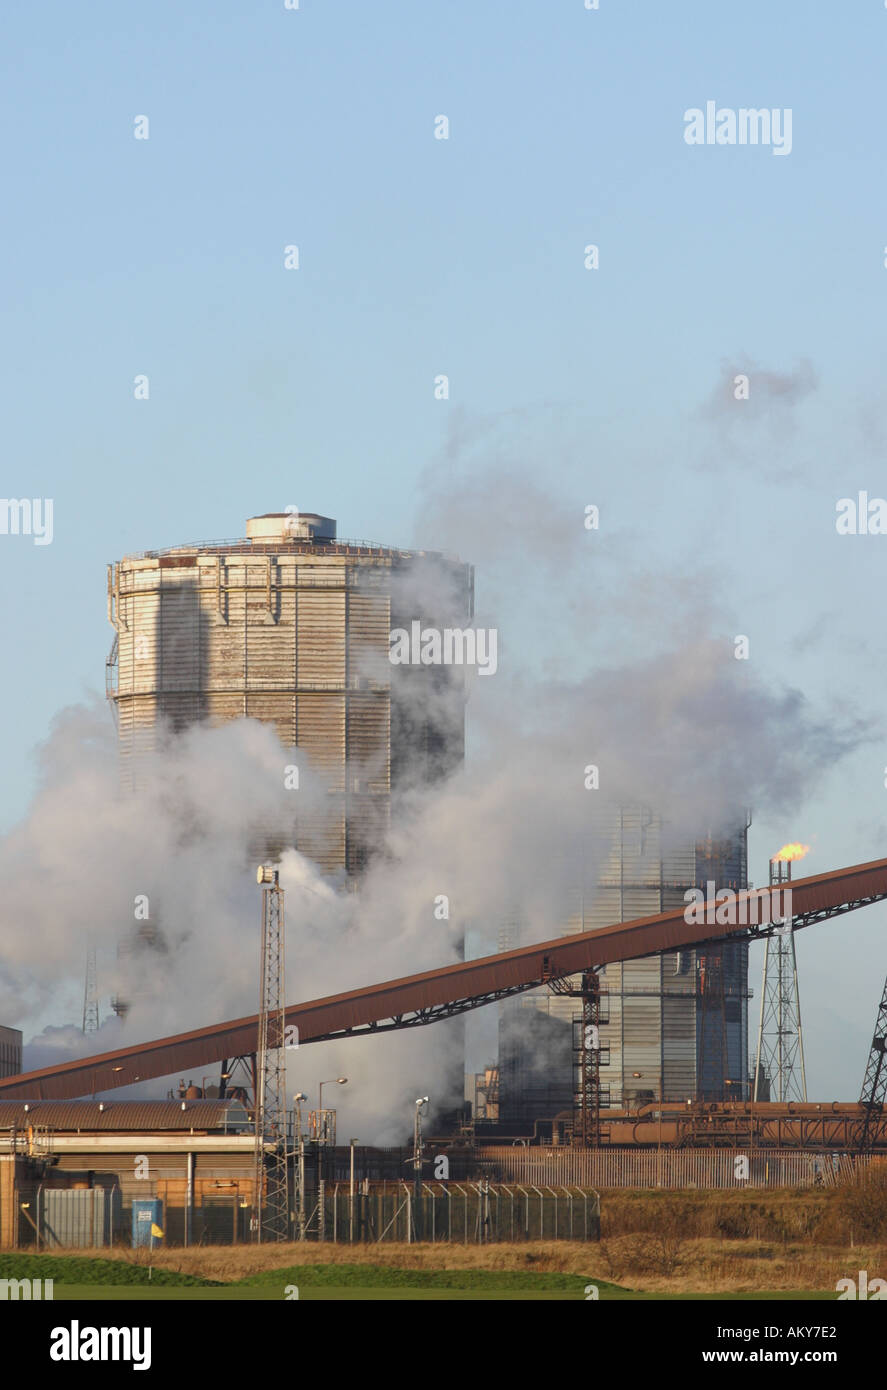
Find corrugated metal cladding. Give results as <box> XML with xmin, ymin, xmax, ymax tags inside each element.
<box><xmin>39</xmin><ymin>1188</ymin><xmax>121</xmax><ymax>1247</ymax></box>
<box><xmin>58</xmin><ymin>1153</ymin><xmax>187</xmax><ymax>1177</ymax></box>
<box><xmin>108</xmin><ymin>526</ymin><xmax>471</xmax><ymax>876</ymax></box>
<box><xmin>53</xmin><ymin>1154</ymin><xmax>250</xmax><ymax>1178</ymax></box>
<box><xmin>0</xmin><ymin>1101</ymin><xmax>248</xmax><ymax>1132</ymax></box>
<box><xmin>0</xmin><ymin>1027</ymin><xmax>22</xmax><ymax>1080</ymax></box>
<box><xmin>52</xmin><ymin>1155</ymin><xmax>253</xmax><ymax>1216</ymax></box>
<box><xmin>499</xmin><ymin>807</ymin><xmax>749</xmax><ymax>1115</ymax></box>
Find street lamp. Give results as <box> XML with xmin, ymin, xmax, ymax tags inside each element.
<box><xmin>318</xmin><ymin>1077</ymin><xmax>348</xmax><ymax>1112</ymax></box>
<box><xmin>293</xmin><ymin>1094</ymin><xmax>308</xmax><ymax>1241</ymax></box>
<box><xmin>292</xmin><ymin>1091</ymin><xmax>307</xmax><ymax>1146</ymax></box>
<box><xmin>349</xmin><ymin>1137</ymin><xmax>359</xmax><ymax>1244</ymax></box>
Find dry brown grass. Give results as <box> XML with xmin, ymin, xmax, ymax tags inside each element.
<box><xmin>594</xmin><ymin>1237</ymin><xmax>887</xmax><ymax>1293</ymax></box>
<box><xmin>599</xmin><ymin>1188</ymin><xmax>832</xmax><ymax>1242</ymax></box>
<box><xmin>50</xmin><ymin>1236</ymin><xmax>887</xmax><ymax>1293</ymax></box>
<box><xmin>43</xmin><ymin>1181</ymin><xmax>887</xmax><ymax>1292</ymax></box>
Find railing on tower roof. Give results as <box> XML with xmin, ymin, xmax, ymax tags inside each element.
<box><xmin>120</xmin><ymin>536</ymin><xmax>456</xmax><ymax>562</ymax></box>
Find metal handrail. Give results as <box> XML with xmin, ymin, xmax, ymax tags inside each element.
<box><xmin>120</xmin><ymin>537</ymin><xmax>455</xmax><ymax>561</ymax></box>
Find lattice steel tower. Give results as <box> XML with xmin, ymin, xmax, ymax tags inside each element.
<box><xmin>254</xmin><ymin>866</ymin><xmax>289</xmax><ymax>1241</ymax></box>
<box><xmin>856</xmin><ymin>973</ymin><xmax>887</xmax><ymax>1152</ymax></box>
<box><xmin>82</xmin><ymin>949</ymin><xmax>99</xmax><ymax>1035</ymax></box>
<box><xmin>753</xmin><ymin>857</ymin><xmax>807</xmax><ymax>1102</ymax></box>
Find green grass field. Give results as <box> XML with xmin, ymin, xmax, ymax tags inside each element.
<box><xmin>45</xmin><ymin>1287</ymin><xmax>837</xmax><ymax>1300</ymax></box>
<box><xmin>0</xmin><ymin>1254</ymin><xmax>836</xmax><ymax>1300</ymax></box>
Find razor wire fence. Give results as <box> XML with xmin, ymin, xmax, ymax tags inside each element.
<box><xmin>315</xmin><ymin>1182</ymin><xmax>601</xmax><ymax>1243</ymax></box>
<box><xmin>474</xmin><ymin>1147</ymin><xmax>861</xmax><ymax>1189</ymax></box>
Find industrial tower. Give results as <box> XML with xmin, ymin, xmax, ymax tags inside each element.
<box><xmin>498</xmin><ymin>810</ymin><xmax>750</xmax><ymax>1125</ymax></box>
<box><xmin>857</xmin><ymin>973</ymin><xmax>887</xmax><ymax>1152</ymax></box>
<box><xmin>753</xmin><ymin>855</ymin><xmax>807</xmax><ymax>1102</ymax></box>
<box><xmin>254</xmin><ymin>866</ymin><xmax>288</xmax><ymax>1241</ymax></box>
<box><xmin>547</xmin><ymin>968</ymin><xmax>609</xmax><ymax>1146</ymax></box>
<box><xmin>82</xmin><ymin>949</ymin><xmax>99</xmax><ymax>1035</ymax></box>
<box><xmin>106</xmin><ymin>512</ymin><xmax>472</xmax><ymax>871</ymax></box>
<box><xmin>106</xmin><ymin>512</ymin><xmax>472</xmax><ymax>1020</ymax></box>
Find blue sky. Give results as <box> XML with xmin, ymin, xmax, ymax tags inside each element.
<box><xmin>2</xmin><ymin>0</ymin><xmax>887</xmax><ymax>1096</ymax></box>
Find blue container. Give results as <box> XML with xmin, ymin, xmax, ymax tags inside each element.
<box><xmin>132</xmin><ymin>1198</ymin><xmax>163</xmax><ymax>1248</ymax></box>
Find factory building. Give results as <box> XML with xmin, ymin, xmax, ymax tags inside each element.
<box><xmin>0</xmin><ymin>1101</ymin><xmax>255</xmax><ymax>1249</ymax></box>
<box><xmin>107</xmin><ymin>512</ymin><xmax>473</xmax><ymax>876</ymax></box>
<box><xmin>0</xmin><ymin>1098</ymin><xmax>871</xmax><ymax>1251</ymax></box>
<box><xmin>497</xmin><ymin>808</ymin><xmax>750</xmax><ymax>1125</ymax></box>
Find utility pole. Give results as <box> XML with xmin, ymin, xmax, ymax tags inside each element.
<box><xmin>293</xmin><ymin>1093</ymin><xmax>307</xmax><ymax>1240</ymax></box>
<box><xmin>254</xmin><ymin>866</ymin><xmax>288</xmax><ymax>1241</ymax></box>
<box><xmin>413</xmin><ymin>1097</ymin><xmax>428</xmax><ymax>1242</ymax></box>
<box><xmin>349</xmin><ymin>1138</ymin><xmax>358</xmax><ymax>1244</ymax></box>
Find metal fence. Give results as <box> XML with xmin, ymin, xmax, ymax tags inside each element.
<box><xmin>476</xmin><ymin>1147</ymin><xmax>862</xmax><ymax>1189</ymax></box>
<box><xmin>312</xmin><ymin>1183</ymin><xmax>600</xmax><ymax>1243</ymax></box>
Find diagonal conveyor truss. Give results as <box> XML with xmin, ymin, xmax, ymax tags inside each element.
<box><xmin>3</xmin><ymin>855</ymin><xmax>887</xmax><ymax>1100</ymax></box>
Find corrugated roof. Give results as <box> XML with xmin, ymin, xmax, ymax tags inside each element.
<box><xmin>0</xmin><ymin>1100</ymin><xmax>250</xmax><ymax>1133</ymax></box>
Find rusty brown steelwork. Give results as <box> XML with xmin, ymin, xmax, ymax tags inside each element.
<box><xmin>3</xmin><ymin>854</ymin><xmax>887</xmax><ymax>1101</ymax></box>
<box><xmin>603</xmin><ymin>1101</ymin><xmax>887</xmax><ymax>1150</ymax></box>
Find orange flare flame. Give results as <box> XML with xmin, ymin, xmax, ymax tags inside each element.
<box><xmin>771</xmin><ymin>842</ymin><xmax>811</xmax><ymax>863</ymax></box>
